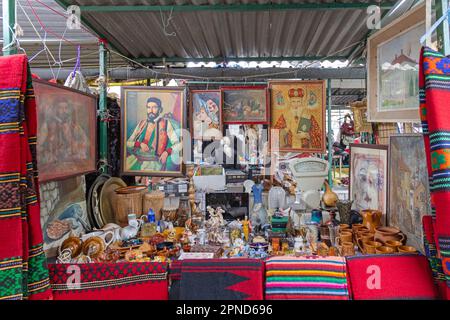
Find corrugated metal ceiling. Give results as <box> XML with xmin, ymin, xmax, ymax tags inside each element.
<box><xmin>0</xmin><ymin>0</ymin><xmax>127</xmax><ymax>68</ymax></box>
<box><xmin>61</xmin><ymin>0</ymin><xmax>397</xmax><ymax>62</ymax></box>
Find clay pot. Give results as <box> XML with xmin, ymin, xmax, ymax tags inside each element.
<box><xmin>374</xmin><ymin>226</ymin><xmax>406</xmax><ymax>245</ymax></box>
<box><xmin>375</xmin><ymin>246</ymin><xmax>394</xmax><ymax>254</ymax></box>
<box><xmin>398</xmin><ymin>245</ymin><xmax>417</xmax><ymax>254</ymax></box>
<box><xmin>385</xmin><ymin>240</ymin><xmax>403</xmax><ymax>252</ymax></box>
<box><xmin>341</xmin><ymin>242</ymin><xmax>355</xmax><ymax>256</ymax></box>
<box><xmin>363</xmin><ymin>240</ymin><xmax>382</xmax><ymax>254</ymax></box>
<box><xmin>322</xmin><ymin>180</ymin><xmax>339</xmax><ymax>207</ymax></box>
<box><xmin>361</xmin><ymin>210</ymin><xmax>382</xmax><ymax>233</ymax></box>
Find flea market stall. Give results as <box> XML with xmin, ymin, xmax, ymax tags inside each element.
<box><xmin>0</xmin><ymin>0</ymin><xmax>448</xmax><ymax>301</ymax></box>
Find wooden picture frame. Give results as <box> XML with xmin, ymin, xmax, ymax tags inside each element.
<box><xmin>121</xmin><ymin>86</ymin><xmax>186</xmax><ymax>177</ymax></box>
<box><xmin>221</xmin><ymin>86</ymin><xmax>269</xmax><ymax>124</ymax></box>
<box><xmin>349</xmin><ymin>143</ymin><xmax>389</xmax><ymax>225</ymax></box>
<box><xmin>367</xmin><ymin>3</ymin><xmax>425</xmax><ymax>123</ymax></box>
<box><xmin>190</xmin><ymin>90</ymin><xmax>223</xmax><ymax>141</ymax></box>
<box><xmin>269</xmin><ymin>80</ymin><xmax>326</xmax><ymax>153</ymax></box>
<box><xmin>33</xmin><ymin>79</ymin><xmax>97</xmax><ymax>182</ymax></box>
<box><xmin>388</xmin><ymin>134</ymin><xmax>430</xmax><ymax>251</ymax></box>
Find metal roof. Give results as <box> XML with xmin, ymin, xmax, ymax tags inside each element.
<box><xmin>0</xmin><ymin>0</ymin><xmax>126</xmax><ymax>69</ymax></box>
<box><xmin>58</xmin><ymin>0</ymin><xmax>398</xmax><ymax>63</ymax></box>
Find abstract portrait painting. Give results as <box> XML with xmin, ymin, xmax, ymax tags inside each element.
<box><xmin>34</xmin><ymin>80</ymin><xmax>97</xmax><ymax>182</ymax></box>
<box><xmin>190</xmin><ymin>90</ymin><xmax>222</xmax><ymax>140</ymax></box>
<box><xmin>269</xmin><ymin>80</ymin><xmax>325</xmax><ymax>153</ymax></box>
<box><xmin>350</xmin><ymin>144</ymin><xmax>388</xmax><ymax>224</ymax></box>
<box><xmin>121</xmin><ymin>87</ymin><xmax>185</xmax><ymax>177</ymax></box>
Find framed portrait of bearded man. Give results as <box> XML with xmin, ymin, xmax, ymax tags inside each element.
<box><xmin>269</xmin><ymin>80</ymin><xmax>325</xmax><ymax>153</ymax></box>
<box><xmin>121</xmin><ymin>87</ymin><xmax>186</xmax><ymax>177</ymax></box>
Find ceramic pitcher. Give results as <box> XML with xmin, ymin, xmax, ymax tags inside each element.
<box><xmin>361</xmin><ymin>209</ymin><xmax>382</xmax><ymax>233</ymax></box>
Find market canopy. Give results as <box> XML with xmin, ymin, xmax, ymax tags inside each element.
<box><xmin>57</xmin><ymin>0</ymin><xmax>399</xmax><ymax>64</ymax></box>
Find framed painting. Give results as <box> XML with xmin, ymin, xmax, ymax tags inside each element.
<box><xmin>388</xmin><ymin>134</ymin><xmax>430</xmax><ymax>251</ymax></box>
<box><xmin>349</xmin><ymin>144</ymin><xmax>389</xmax><ymax>224</ymax></box>
<box><xmin>121</xmin><ymin>87</ymin><xmax>185</xmax><ymax>177</ymax></box>
<box><xmin>367</xmin><ymin>3</ymin><xmax>425</xmax><ymax>122</ymax></box>
<box><xmin>221</xmin><ymin>86</ymin><xmax>269</xmax><ymax>124</ymax></box>
<box><xmin>190</xmin><ymin>90</ymin><xmax>222</xmax><ymax>141</ymax></box>
<box><xmin>269</xmin><ymin>80</ymin><xmax>326</xmax><ymax>153</ymax></box>
<box><xmin>33</xmin><ymin>79</ymin><xmax>97</xmax><ymax>182</ymax></box>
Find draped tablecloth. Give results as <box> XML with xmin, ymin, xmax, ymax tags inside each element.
<box><xmin>48</xmin><ymin>262</ymin><xmax>168</xmax><ymax>300</ymax></box>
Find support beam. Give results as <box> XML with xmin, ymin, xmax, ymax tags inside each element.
<box><xmin>98</xmin><ymin>39</ymin><xmax>108</xmax><ymax>174</ymax></box>
<box><xmin>79</xmin><ymin>3</ymin><xmax>394</xmax><ymax>13</ymax></box>
<box><xmin>327</xmin><ymin>79</ymin><xmax>333</xmax><ymax>187</ymax></box>
<box><xmin>136</xmin><ymin>56</ymin><xmax>348</xmax><ymax>63</ymax></box>
<box><xmin>2</xmin><ymin>0</ymin><xmax>17</xmax><ymax>56</ymax></box>
<box><xmin>31</xmin><ymin>66</ymin><xmax>367</xmax><ymax>80</ymax></box>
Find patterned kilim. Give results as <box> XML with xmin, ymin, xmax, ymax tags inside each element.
<box><xmin>420</xmin><ymin>47</ymin><xmax>450</xmax><ymax>294</ymax></box>
<box><xmin>0</xmin><ymin>54</ymin><xmax>51</xmax><ymax>300</ymax></box>
<box><xmin>49</xmin><ymin>262</ymin><xmax>168</xmax><ymax>300</ymax></box>
<box><xmin>265</xmin><ymin>256</ymin><xmax>350</xmax><ymax>300</ymax></box>
<box><xmin>171</xmin><ymin>259</ymin><xmax>264</xmax><ymax>300</ymax></box>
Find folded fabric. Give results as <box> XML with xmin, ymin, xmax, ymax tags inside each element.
<box><xmin>423</xmin><ymin>216</ymin><xmax>449</xmax><ymax>299</ymax></box>
<box><xmin>49</xmin><ymin>262</ymin><xmax>168</xmax><ymax>300</ymax></box>
<box><xmin>265</xmin><ymin>256</ymin><xmax>350</xmax><ymax>300</ymax></box>
<box><xmin>346</xmin><ymin>254</ymin><xmax>439</xmax><ymax>300</ymax></box>
<box><xmin>173</xmin><ymin>259</ymin><xmax>264</xmax><ymax>300</ymax></box>
<box><xmin>420</xmin><ymin>46</ymin><xmax>450</xmax><ymax>292</ymax></box>
<box><xmin>0</xmin><ymin>54</ymin><xmax>51</xmax><ymax>300</ymax></box>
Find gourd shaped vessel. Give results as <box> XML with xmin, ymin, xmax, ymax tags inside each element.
<box><xmin>322</xmin><ymin>180</ymin><xmax>338</xmax><ymax>207</ymax></box>
<box><xmin>361</xmin><ymin>209</ymin><xmax>382</xmax><ymax>233</ymax></box>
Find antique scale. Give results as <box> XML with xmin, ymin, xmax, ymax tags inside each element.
<box><xmin>286</xmin><ymin>157</ymin><xmax>329</xmax><ymax>222</ymax></box>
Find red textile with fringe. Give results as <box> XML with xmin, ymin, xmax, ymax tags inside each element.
<box><xmin>48</xmin><ymin>262</ymin><xmax>168</xmax><ymax>300</ymax></box>
<box><xmin>170</xmin><ymin>259</ymin><xmax>264</xmax><ymax>300</ymax></box>
<box><xmin>420</xmin><ymin>47</ymin><xmax>450</xmax><ymax>295</ymax></box>
<box><xmin>346</xmin><ymin>254</ymin><xmax>439</xmax><ymax>300</ymax></box>
<box><xmin>0</xmin><ymin>54</ymin><xmax>51</xmax><ymax>300</ymax></box>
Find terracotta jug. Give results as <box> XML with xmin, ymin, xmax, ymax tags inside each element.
<box><xmin>322</xmin><ymin>180</ymin><xmax>338</xmax><ymax>207</ymax></box>
<box><xmin>361</xmin><ymin>209</ymin><xmax>382</xmax><ymax>233</ymax></box>
<box><xmin>374</xmin><ymin>226</ymin><xmax>406</xmax><ymax>245</ymax></box>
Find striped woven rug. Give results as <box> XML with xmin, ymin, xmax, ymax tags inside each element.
<box><xmin>265</xmin><ymin>256</ymin><xmax>350</xmax><ymax>300</ymax></box>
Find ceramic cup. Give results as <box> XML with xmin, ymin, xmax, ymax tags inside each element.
<box><xmin>341</xmin><ymin>242</ymin><xmax>355</xmax><ymax>256</ymax></box>
<box><xmin>363</xmin><ymin>240</ymin><xmax>382</xmax><ymax>254</ymax></box>
<box><xmin>360</xmin><ymin>232</ymin><xmax>375</xmax><ymax>243</ymax></box>
<box><xmin>340</xmin><ymin>231</ymin><xmax>353</xmax><ymax>243</ymax></box>
<box><xmin>375</xmin><ymin>246</ymin><xmax>395</xmax><ymax>254</ymax></box>
<box><xmin>398</xmin><ymin>245</ymin><xmax>417</xmax><ymax>254</ymax></box>
<box><xmin>385</xmin><ymin>240</ymin><xmax>403</xmax><ymax>252</ymax></box>
<box><xmin>352</xmin><ymin>223</ymin><xmax>364</xmax><ymax>233</ymax></box>
<box><xmin>339</xmin><ymin>224</ymin><xmax>351</xmax><ymax>232</ymax></box>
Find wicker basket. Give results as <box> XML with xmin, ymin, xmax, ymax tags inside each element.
<box><xmin>143</xmin><ymin>190</ymin><xmax>165</xmax><ymax>221</ymax></box>
<box><xmin>114</xmin><ymin>190</ymin><xmax>144</xmax><ymax>227</ymax></box>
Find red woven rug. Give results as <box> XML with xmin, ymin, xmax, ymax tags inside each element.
<box><xmin>0</xmin><ymin>54</ymin><xmax>51</xmax><ymax>300</ymax></box>
<box><xmin>49</xmin><ymin>262</ymin><xmax>168</xmax><ymax>300</ymax></box>
<box><xmin>170</xmin><ymin>259</ymin><xmax>264</xmax><ymax>300</ymax></box>
<box><xmin>346</xmin><ymin>254</ymin><xmax>439</xmax><ymax>300</ymax></box>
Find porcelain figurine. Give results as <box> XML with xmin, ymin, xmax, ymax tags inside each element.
<box><xmin>242</xmin><ymin>216</ymin><xmax>250</xmax><ymax>242</ymax></box>
<box><xmin>250</xmin><ymin>203</ymin><xmax>267</xmax><ymax>234</ymax></box>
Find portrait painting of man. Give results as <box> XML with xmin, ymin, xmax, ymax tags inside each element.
<box><xmin>34</xmin><ymin>80</ymin><xmax>96</xmax><ymax>182</ymax></box>
<box><xmin>122</xmin><ymin>87</ymin><xmax>185</xmax><ymax>176</ymax></box>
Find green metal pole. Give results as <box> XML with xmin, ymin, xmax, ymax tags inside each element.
<box><xmin>327</xmin><ymin>79</ymin><xmax>333</xmax><ymax>187</ymax></box>
<box><xmin>2</xmin><ymin>0</ymin><xmax>17</xmax><ymax>56</ymax></box>
<box><xmin>99</xmin><ymin>39</ymin><xmax>108</xmax><ymax>174</ymax></box>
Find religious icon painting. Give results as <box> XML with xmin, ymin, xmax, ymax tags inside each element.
<box><xmin>121</xmin><ymin>87</ymin><xmax>186</xmax><ymax>177</ymax></box>
<box><xmin>190</xmin><ymin>90</ymin><xmax>223</xmax><ymax>141</ymax></box>
<box><xmin>269</xmin><ymin>80</ymin><xmax>326</xmax><ymax>153</ymax></box>
<box><xmin>221</xmin><ymin>86</ymin><xmax>269</xmax><ymax>124</ymax></box>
